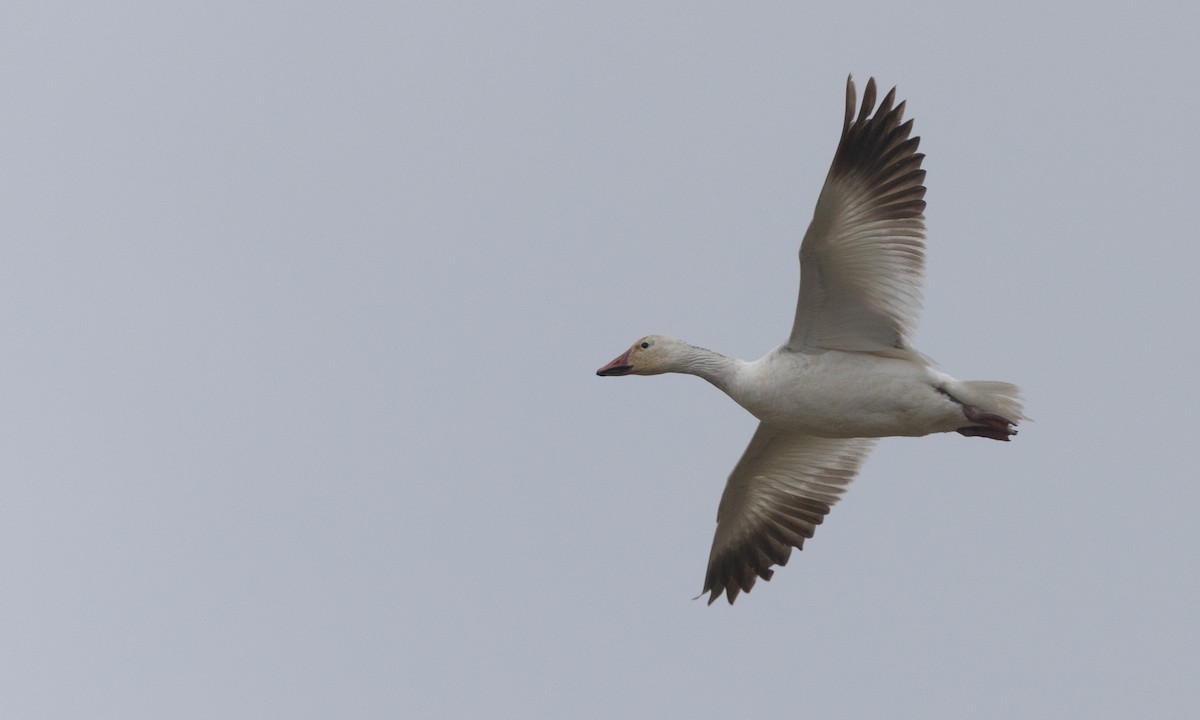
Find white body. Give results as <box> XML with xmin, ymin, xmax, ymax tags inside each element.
<box><xmin>728</xmin><ymin>349</ymin><xmax>964</xmax><ymax>438</ymax></box>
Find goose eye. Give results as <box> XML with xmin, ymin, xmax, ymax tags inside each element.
<box><xmin>640</xmin><ymin>342</ymin><xmax>650</xmax><ymax>349</ymax></box>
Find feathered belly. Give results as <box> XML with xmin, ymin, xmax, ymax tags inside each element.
<box><xmin>731</xmin><ymin>351</ymin><xmax>964</xmax><ymax>438</ymax></box>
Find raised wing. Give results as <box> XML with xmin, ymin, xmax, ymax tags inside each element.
<box><xmin>787</xmin><ymin>76</ymin><xmax>927</xmax><ymax>354</ymax></box>
<box><xmin>703</xmin><ymin>424</ymin><xmax>877</xmax><ymax>604</ymax></box>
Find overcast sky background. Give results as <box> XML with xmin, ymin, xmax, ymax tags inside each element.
<box><xmin>4</xmin><ymin>1</ymin><xmax>1199</xmax><ymax>718</ymax></box>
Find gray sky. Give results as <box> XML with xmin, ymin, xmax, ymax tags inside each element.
<box><xmin>4</xmin><ymin>1</ymin><xmax>1199</xmax><ymax>718</ymax></box>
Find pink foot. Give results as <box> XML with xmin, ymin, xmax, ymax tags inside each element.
<box><xmin>956</xmin><ymin>403</ymin><xmax>1017</xmax><ymax>441</ymax></box>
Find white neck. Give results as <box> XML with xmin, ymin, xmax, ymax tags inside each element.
<box><xmin>671</xmin><ymin>343</ymin><xmax>743</xmax><ymax>394</ymax></box>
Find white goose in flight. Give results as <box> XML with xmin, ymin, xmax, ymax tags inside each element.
<box><xmin>597</xmin><ymin>76</ymin><xmax>1023</xmax><ymax>605</ymax></box>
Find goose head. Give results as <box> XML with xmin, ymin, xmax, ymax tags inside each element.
<box><xmin>596</xmin><ymin>335</ymin><xmax>682</xmax><ymax>376</ymax></box>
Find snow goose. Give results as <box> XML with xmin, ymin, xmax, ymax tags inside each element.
<box><xmin>596</xmin><ymin>76</ymin><xmax>1023</xmax><ymax>605</ymax></box>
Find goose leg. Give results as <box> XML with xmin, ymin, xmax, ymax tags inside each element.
<box><xmin>956</xmin><ymin>403</ymin><xmax>1017</xmax><ymax>441</ymax></box>
<box><xmin>937</xmin><ymin>387</ymin><xmax>1017</xmax><ymax>441</ymax></box>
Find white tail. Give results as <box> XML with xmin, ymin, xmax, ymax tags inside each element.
<box><xmin>956</xmin><ymin>381</ymin><xmax>1025</xmax><ymax>422</ymax></box>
